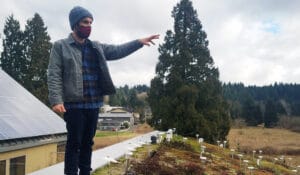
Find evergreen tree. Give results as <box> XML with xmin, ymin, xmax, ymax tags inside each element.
<box><xmin>264</xmin><ymin>100</ymin><xmax>278</xmax><ymax>127</ymax></box>
<box><xmin>108</xmin><ymin>85</ymin><xmax>149</xmax><ymax>120</ymax></box>
<box><xmin>148</xmin><ymin>0</ymin><xmax>230</xmax><ymax>142</ymax></box>
<box><xmin>23</xmin><ymin>13</ymin><xmax>51</xmax><ymax>105</ymax></box>
<box><xmin>222</xmin><ymin>82</ymin><xmax>300</xmax><ymax>125</ymax></box>
<box><xmin>133</xmin><ymin>84</ymin><xmax>149</xmax><ymax>93</ymax></box>
<box><xmin>0</xmin><ymin>15</ymin><xmax>26</xmax><ymax>84</ymax></box>
<box><xmin>242</xmin><ymin>97</ymin><xmax>263</xmax><ymax>126</ymax></box>
<box><xmin>128</xmin><ymin>89</ymin><xmax>139</xmax><ymax>110</ymax></box>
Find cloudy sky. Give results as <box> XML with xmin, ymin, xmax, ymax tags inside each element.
<box><xmin>1</xmin><ymin>0</ymin><xmax>300</xmax><ymax>87</ymax></box>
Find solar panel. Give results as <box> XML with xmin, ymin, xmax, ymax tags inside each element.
<box><xmin>0</xmin><ymin>69</ymin><xmax>66</xmax><ymax>141</ymax></box>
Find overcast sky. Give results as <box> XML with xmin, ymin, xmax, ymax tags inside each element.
<box><xmin>1</xmin><ymin>0</ymin><xmax>300</xmax><ymax>87</ymax></box>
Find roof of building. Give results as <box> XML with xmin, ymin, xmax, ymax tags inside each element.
<box><xmin>0</xmin><ymin>133</ymin><xmax>66</xmax><ymax>153</ymax></box>
<box><xmin>109</xmin><ymin>108</ymin><xmax>128</xmax><ymax>113</ymax></box>
<box><xmin>98</xmin><ymin>113</ymin><xmax>133</xmax><ymax>118</ymax></box>
<box><xmin>0</xmin><ymin>69</ymin><xmax>66</xmax><ymax>141</ymax></box>
<box><xmin>101</xmin><ymin>105</ymin><xmax>123</xmax><ymax>113</ymax></box>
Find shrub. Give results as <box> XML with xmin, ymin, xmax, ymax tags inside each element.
<box><xmin>161</xmin><ymin>140</ymin><xmax>194</xmax><ymax>152</ymax></box>
<box><xmin>180</xmin><ymin>162</ymin><xmax>204</xmax><ymax>175</ymax></box>
<box><xmin>122</xmin><ymin>121</ymin><xmax>130</xmax><ymax>129</ymax></box>
<box><xmin>277</xmin><ymin>116</ymin><xmax>300</xmax><ymax>132</ymax></box>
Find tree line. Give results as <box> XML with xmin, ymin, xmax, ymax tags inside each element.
<box><xmin>108</xmin><ymin>85</ymin><xmax>150</xmax><ymax>122</ymax></box>
<box><xmin>0</xmin><ymin>14</ymin><xmax>51</xmax><ymax>105</ymax></box>
<box><xmin>223</xmin><ymin>82</ymin><xmax>300</xmax><ymax>127</ymax></box>
<box><xmin>108</xmin><ymin>82</ymin><xmax>300</xmax><ymax>130</ymax></box>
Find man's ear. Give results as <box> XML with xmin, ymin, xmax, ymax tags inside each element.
<box><xmin>73</xmin><ymin>23</ymin><xmax>79</xmax><ymax>31</ymax></box>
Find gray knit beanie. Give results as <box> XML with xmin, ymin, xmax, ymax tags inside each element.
<box><xmin>69</xmin><ymin>6</ymin><xmax>93</xmax><ymax>30</ymax></box>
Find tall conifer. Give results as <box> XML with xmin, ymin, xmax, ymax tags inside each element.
<box><xmin>23</xmin><ymin>13</ymin><xmax>51</xmax><ymax>104</ymax></box>
<box><xmin>148</xmin><ymin>0</ymin><xmax>230</xmax><ymax>142</ymax></box>
<box><xmin>0</xmin><ymin>15</ymin><xmax>26</xmax><ymax>84</ymax></box>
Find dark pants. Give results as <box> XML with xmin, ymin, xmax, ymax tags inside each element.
<box><xmin>64</xmin><ymin>108</ymin><xmax>99</xmax><ymax>175</ymax></box>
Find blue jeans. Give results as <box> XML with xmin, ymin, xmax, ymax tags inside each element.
<box><xmin>64</xmin><ymin>108</ymin><xmax>99</xmax><ymax>175</ymax></box>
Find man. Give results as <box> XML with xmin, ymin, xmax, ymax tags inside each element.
<box><xmin>47</xmin><ymin>6</ymin><xmax>159</xmax><ymax>175</ymax></box>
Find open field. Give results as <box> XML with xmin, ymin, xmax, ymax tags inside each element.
<box><xmin>228</xmin><ymin>127</ymin><xmax>300</xmax><ymax>166</ymax></box>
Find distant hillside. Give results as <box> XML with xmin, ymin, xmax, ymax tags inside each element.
<box><xmin>109</xmin><ymin>85</ymin><xmax>150</xmax><ymax>122</ymax></box>
<box><xmin>223</xmin><ymin>83</ymin><xmax>300</xmax><ymax>127</ymax></box>
<box><xmin>108</xmin><ymin>83</ymin><xmax>300</xmax><ymax>128</ymax></box>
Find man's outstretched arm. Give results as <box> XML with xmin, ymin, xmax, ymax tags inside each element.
<box><xmin>139</xmin><ymin>34</ymin><xmax>160</xmax><ymax>46</ymax></box>
<box><xmin>102</xmin><ymin>34</ymin><xmax>160</xmax><ymax>60</ymax></box>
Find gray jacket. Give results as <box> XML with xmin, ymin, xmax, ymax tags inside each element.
<box><xmin>47</xmin><ymin>34</ymin><xmax>143</xmax><ymax>106</ymax></box>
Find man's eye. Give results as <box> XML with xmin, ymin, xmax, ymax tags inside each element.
<box><xmin>82</xmin><ymin>21</ymin><xmax>92</xmax><ymax>24</ymax></box>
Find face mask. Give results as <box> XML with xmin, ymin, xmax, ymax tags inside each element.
<box><xmin>76</xmin><ymin>25</ymin><xmax>91</xmax><ymax>39</ymax></box>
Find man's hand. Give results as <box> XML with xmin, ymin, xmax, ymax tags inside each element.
<box><xmin>139</xmin><ymin>34</ymin><xmax>160</xmax><ymax>46</ymax></box>
<box><xmin>52</xmin><ymin>104</ymin><xmax>66</xmax><ymax>113</ymax></box>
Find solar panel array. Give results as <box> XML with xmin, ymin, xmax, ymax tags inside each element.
<box><xmin>0</xmin><ymin>69</ymin><xmax>66</xmax><ymax>140</ymax></box>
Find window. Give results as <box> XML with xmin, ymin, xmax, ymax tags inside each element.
<box><xmin>57</xmin><ymin>142</ymin><xmax>66</xmax><ymax>163</ymax></box>
<box><xmin>0</xmin><ymin>160</ymin><xmax>6</xmax><ymax>175</ymax></box>
<box><xmin>10</xmin><ymin>156</ymin><xmax>25</xmax><ymax>175</ymax></box>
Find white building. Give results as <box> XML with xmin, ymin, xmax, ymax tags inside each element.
<box><xmin>98</xmin><ymin>108</ymin><xmax>134</xmax><ymax>131</ymax></box>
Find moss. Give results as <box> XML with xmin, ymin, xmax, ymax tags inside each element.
<box><xmin>94</xmin><ymin>136</ymin><xmax>297</xmax><ymax>175</ymax></box>
<box><xmin>260</xmin><ymin>161</ymin><xmax>293</xmax><ymax>174</ymax></box>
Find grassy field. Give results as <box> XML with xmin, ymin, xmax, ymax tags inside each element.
<box><xmin>228</xmin><ymin>127</ymin><xmax>300</xmax><ymax>166</ymax></box>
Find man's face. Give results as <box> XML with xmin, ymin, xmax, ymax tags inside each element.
<box><xmin>74</xmin><ymin>17</ymin><xmax>93</xmax><ymax>39</ymax></box>
<box><xmin>79</xmin><ymin>17</ymin><xmax>93</xmax><ymax>27</ymax></box>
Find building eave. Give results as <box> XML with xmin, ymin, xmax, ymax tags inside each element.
<box><xmin>0</xmin><ymin>133</ymin><xmax>67</xmax><ymax>153</ymax></box>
